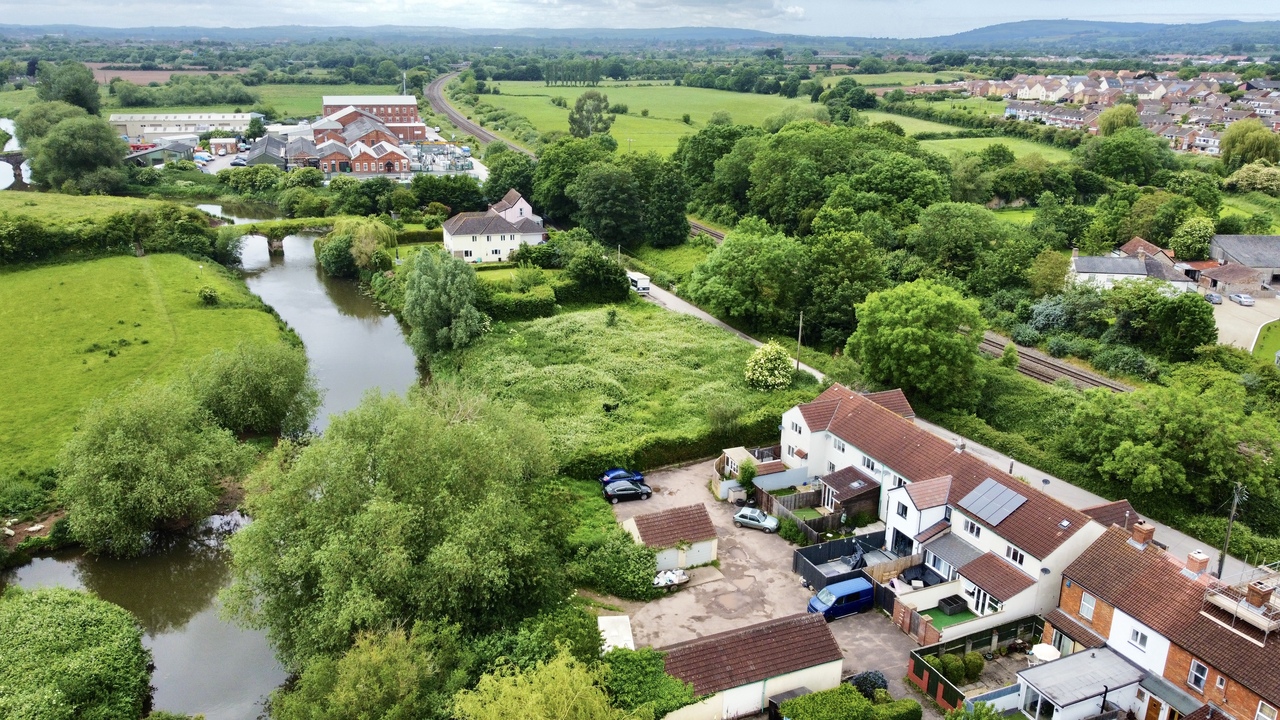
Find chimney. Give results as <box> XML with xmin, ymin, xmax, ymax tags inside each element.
<box><xmin>953</xmin><ymin>438</ymin><xmax>965</xmax><ymax>454</ymax></box>
<box><xmin>1245</xmin><ymin>581</ymin><xmax>1274</xmax><ymax>609</ymax></box>
<box><xmin>1131</xmin><ymin>522</ymin><xmax>1156</xmax><ymax>546</ymax></box>
<box><xmin>1186</xmin><ymin>550</ymin><xmax>1210</xmax><ymax>575</ymax></box>
<box><xmin>1137</xmin><ymin>247</ymin><xmax>1148</xmax><ymax>262</ymax></box>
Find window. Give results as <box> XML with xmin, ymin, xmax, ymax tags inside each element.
<box><xmin>1006</xmin><ymin>546</ymin><xmax>1025</xmax><ymax>565</ymax></box>
<box><xmin>492</xmin><ymin>249</ymin><xmax>501</xmax><ymax>256</ymax></box>
<box><xmin>827</xmin><ymin>462</ymin><xmax>835</xmax><ymax>474</ymax></box>
<box><xmin>1079</xmin><ymin>592</ymin><xmax>1096</xmax><ymax>621</ymax></box>
<box><xmin>896</xmin><ymin>477</ymin><xmax>906</xmax><ymax>488</ymax></box>
<box><xmin>463</xmin><ymin>250</ymin><xmax>473</xmax><ymax>258</ymax></box>
<box><xmin>487</xmin><ymin>235</ymin><xmax>492</xmax><ymax>242</ymax></box>
<box><xmin>790</xmin><ymin>421</ymin><xmax>802</xmax><ymax>434</ymax></box>
<box><xmin>964</xmin><ymin>519</ymin><xmax>982</xmax><ymax>538</ymax></box>
<box><xmin>1215</xmin><ymin>676</ymin><xmax>1226</xmax><ymax>691</ymax></box>
<box><xmin>1188</xmin><ymin>660</ymin><xmax>1208</xmax><ymax>691</ymax></box>
<box><xmin>944</xmin><ymin>506</ymin><xmax>952</xmax><ymax>520</ymax></box>
<box><xmin>834</xmin><ymin>439</ymin><xmax>846</xmax><ymax>453</ymax></box>
<box><xmin>862</xmin><ymin>456</ymin><xmax>877</xmax><ymax>472</ymax></box>
<box><xmin>897</xmin><ymin>502</ymin><xmax>909</xmax><ymax>519</ymax></box>
<box><xmin>787</xmin><ymin>445</ymin><xmax>795</xmax><ymax>457</ymax></box>
<box><xmin>1130</xmin><ymin>629</ymin><xmax>1148</xmax><ymax>650</ymax></box>
<box><xmin>1257</xmin><ymin>702</ymin><xmax>1277</xmax><ymax>720</ymax></box>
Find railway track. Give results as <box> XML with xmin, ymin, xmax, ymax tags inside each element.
<box><xmin>979</xmin><ymin>332</ymin><xmax>1131</xmax><ymax>393</ymax></box>
<box><xmin>688</xmin><ymin>219</ymin><xmax>727</xmax><ymax>243</ymax></box>
<box><xmin>425</xmin><ymin>72</ymin><xmax>535</xmax><ymax>158</ymax></box>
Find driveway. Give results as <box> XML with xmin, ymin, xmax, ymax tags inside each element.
<box><xmin>1212</xmin><ymin>294</ymin><xmax>1280</xmax><ymax>350</ymax></box>
<box><xmin>607</xmin><ymin>460</ymin><xmax>939</xmax><ymax>718</ymax></box>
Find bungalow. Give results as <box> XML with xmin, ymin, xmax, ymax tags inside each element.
<box><xmin>623</xmin><ymin>504</ymin><xmax>718</xmax><ymax>571</ymax></box>
<box><xmin>1073</xmin><ymin>254</ymin><xmax>1197</xmax><ymax>292</ymax></box>
<box><xmin>662</xmin><ymin>614</ymin><xmax>844</xmax><ymax>720</ymax></box>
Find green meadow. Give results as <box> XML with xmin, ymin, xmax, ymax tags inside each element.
<box><xmin>921</xmin><ymin>136</ymin><xmax>1074</xmax><ymax>162</ymax></box>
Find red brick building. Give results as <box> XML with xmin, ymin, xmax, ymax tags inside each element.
<box><xmin>320</xmin><ymin>95</ymin><xmax>428</xmax><ymax>141</ymax></box>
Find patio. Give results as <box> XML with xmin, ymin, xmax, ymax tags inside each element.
<box><xmin>922</xmin><ymin>606</ymin><xmax>978</xmax><ymax>630</ymax></box>
<box><xmin>958</xmin><ymin>652</ymin><xmax>1027</xmax><ymax>695</ymax></box>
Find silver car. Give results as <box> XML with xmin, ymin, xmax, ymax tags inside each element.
<box><xmin>1230</xmin><ymin>293</ymin><xmax>1256</xmax><ymax>306</ymax></box>
<box><xmin>733</xmin><ymin>507</ymin><xmax>780</xmax><ymax>533</ymax></box>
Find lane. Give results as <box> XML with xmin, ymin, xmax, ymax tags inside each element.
<box><xmin>425</xmin><ymin>72</ymin><xmax>535</xmax><ymax>158</ymax></box>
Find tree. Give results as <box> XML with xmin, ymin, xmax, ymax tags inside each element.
<box><xmin>848</xmin><ymin>280</ymin><xmax>985</xmax><ymax>409</ymax></box>
<box><xmin>0</xmin><ymin>587</ymin><xmax>151</xmax><ymax>720</ymax></box>
<box><xmin>565</xmin><ymin>161</ymin><xmax>644</xmax><ymax>246</ymax></box>
<box><xmin>1074</xmin><ymin>127</ymin><xmax>1177</xmax><ymax>186</ymax></box>
<box><xmin>744</xmin><ymin>341</ymin><xmax>794</xmax><ymax>391</ymax></box>
<box><xmin>411</xmin><ymin>173</ymin><xmax>486</xmax><ymax>215</ymax></box>
<box><xmin>454</xmin><ymin>650</ymin><xmax>638</xmax><ymax>720</ymax></box>
<box><xmin>27</xmin><ymin>115</ymin><xmax>127</xmax><ymax>190</ymax></box>
<box><xmin>13</xmin><ymin>100</ymin><xmax>87</xmax><ymax>145</ymax></box>
<box><xmin>779</xmin><ymin>684</ymin><xmax>875</xmax><ymax>720</ymax></box>
<box><xmin>484</xmin><ymin>152</ymin><xmax>537</xmax><ymax>203</ymax></box>
<box><xmin>1027</xmin><ymin>247</ymin><xmax>1070</xmax><ymax>297</ymax></box>
<box><xmin>906</xmin><ymin>203</ymin><xmax>1011</xmax><ymax>280</ymax></box>
<box><xmin>947</xmin><ymin>702</ymin><xmax>1006</xmax><ymax>720</ymax></box>
<box><xmin>1167</xmin><ymin>216</ymin><xmax>1216</xmax><ymax>261</ymax></box>
<box><xmin>324</xmin><ymin>216</ymin><xmax>397</xmax><ymax>271</ymax></box>
<box><xmin>1164</xmin><ymin>170</ymin><xmax>1222</xmax><ymax>216</ymax></box>
<box><xmin>803</xmin><ymin>231</ymin><xmax>887</xmax><ymax>346</ymax></box>
<box><xmin>531</xmin><ymin>136</ymin><xmax>612</xmax><ymax>222</ymax></box>
<box><xmin>246</xmin><ymin>116</ymin><xmax>266</xmax><ymax>140</ymax></box>
<box><xmin>58</xmin><ymin>382</ymin><xmax>247</xmax><ymax>557</ymax></box>
<box><xmin>685</xmin><ymin>219</ymin><xmax>808</xmax><ymax>333</ymax></box>
<box><xmin>36</xmin><ymin>60</ymin><xmax>100</xmax><ymax>114</ymax></box>
<box><xmin>187</xmin><ymin>342</ymin><xmax>321</xmax><ymax>437</ymax></box>
<box><xmin>402</xmin><ymin>249</ymin><xmax>489</xmax><ymax>359</ymax></box>
<box><xmin>567</xmin><ymin>90</ymin><xmax>615</xmax><ymax>138</ymax></box>
<box><xmin>603</xmin><ymin>648</ymin><xmax>696</xmax><ymax>718</ymax></box>
<box><xmin>1096</xmin><ymin>104</ymin><xmax>1141</xmax><ymax>136</ymax></box>
<box><xmin>1155</xmin><ymin>291</ymin><xmax>1218</xmax><ymax>361</ymax></box>
<box><xmin>564</xmin><ymin>242</ymin><xmax>631</xmax><ymax>302</ymax></box>
<box><xmin>1221</xmin><ymin>118</ymin><xmax>1280</xmax><ymax>171</ymax></box>
<box><xmin>620</xmin><ymin>153</ymin><xmax>690</xmax><ymax>248</ymax></box>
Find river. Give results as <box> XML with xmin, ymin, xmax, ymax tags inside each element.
<box><xmin>2</xmin><ymin>205</ymin><xmax>420</xmax><ymax>718</ymax></box>
<box><xmin>0</xmin><ymin>117</ymin><xmax>32</xmax><ymax>190</ymax></box>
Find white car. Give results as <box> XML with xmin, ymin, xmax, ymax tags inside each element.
<box><xmin>1230</xmin><ymin>293</ymin><xmax>1256</xmax><ymax>306</ymax></box>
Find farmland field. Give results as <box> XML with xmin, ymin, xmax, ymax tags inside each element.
<box><xmin>857</xmin><ymin>110</ymin><xmax>960</xmax><ymax>135</ymax></box>
<box><xmin>85</xmin><ymin>63</ymin><xmax>246</xmax><ymax>84</ymax></box>
<box><xmin>0</xmin><ymin>193</ymin><xmax>167</xmax><ymax>223</ymax></box>
<box><xmin>920</xmin><ymin>136</ymin><xmax>1073</xmax><ymax>162</ymax></box>
<box><xmin>100</xmin><ymin>83</ymin><xmax>403</xmax><ymax>118</ymax></box>
<box><xmin>821</xmin><ymin>71</ymin><xmax>973</xmax><ymax>87</ymax></box>
<box><xmin>476</xmin><ymin>80</ymin><xmax>812</xmax><ymax>154</ymax></box>
<box><xmin>0</xmin><ymin>254</ymin><xmax>288</xmax><ymax>476</ymax></box>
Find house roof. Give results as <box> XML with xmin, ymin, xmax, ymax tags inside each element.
<box><xmin>1063</xmin><ymin>526</ymin><xmax>1280</xmax><ymax>706</ymax></box>
<box><xmin>793</xmin><ymin>384</ymin><xmax>1091</xmax><ymax>560</ymax></box>
<box><xmin>1043</xmin><ymin>608</ymin><xmax>1107</xmax><ymax>649</ymax></box>
<box><xmin>630</xmin><ymin>504</ymin><xmax>717</xmax><ymax>549</ymax></box>
<box><xmin>862</xmin><ymin>389</ymin><xmax>915</xmax><ymax>418</ymax></box>
<box><xmin>923</xmin><ymin>532</ymin><xmax>984</xmax><ymax>570</ymax></box>
<box><xmin>1081</xmin><ymin>499</ymin><xmax>1141</xmax><ymax>531</ymax></box>
<box><xmin>1200</xmin><ymin>262</ymin><xmax>1262</xmax><ymax>284</ymax></box>
<box><xmin>904</xmin><ymin>475</ymin><xmax>952</xmax><ymax>510</ymax></box>
<box><xmin>442</xmin><ymin>212</ymin><xmax>526</xmax><ymax>237</ymax></box>
<box><xmin>915</xmin><ymin>521</ymin><xmax>950</xmax><ymax>543</ymax></box>
<box><xmin>1143</xmin><ymin>256</ymin><xmax>1192</xmax><ymax>284</ymax></box>
<box><xmin>958</xmin><ymin>552</ymin><xmax>1037</xmax><ymax>602</ymax></box>
<box><xmin>323</xmin><ymin>95</ymin><xmax>418</xmax><ymax>106</ymax></box>
<box><xmin>1074</xmin><ymin>255</ymin><xmax>1146</xmax><ymax>275</ymax></box>
<box><xmin>821</xmin><ymin>466</ymin><xmax>880</xmax><ymax>503</ymax></box>
<box><xmin>1213</xmin><ymin>235</ymin><xmax>1280</xmax><ymax>268</ymax></box>
<box><xmin>490</xmin><ymin>188</ymin><xmax>526</xmax><ymax>213</ymax></box>
<box><xmin>1019</xmin><ymin>646</ymin><xmax>1144</xmax><ymax>707</ymax></box>
<box><xmin>661</xmin><ymin>614</ymin><xmax>843</xmax><ymax>696</ymax></box>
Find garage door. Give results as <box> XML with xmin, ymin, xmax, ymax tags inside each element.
<box><xmin>722</xmin><ymin>682</ymin><xmax>765</xmax><ymax>719</ymax></box>
<box><xmin>683</xmin><ymin>541</ymin><xmax>715</xmax><ymax>568</ymax></box>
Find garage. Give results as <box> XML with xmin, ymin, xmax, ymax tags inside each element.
<box><xmin>623</xmin><ymin>504</ymin><xmax>718</xmax><ymax>571</ymax></box>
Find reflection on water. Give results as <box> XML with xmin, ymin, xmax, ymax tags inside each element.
<box><xmin>2</xmin><ymin>514</ymin><xmax>284</xmax><ymax>720</ymax></box>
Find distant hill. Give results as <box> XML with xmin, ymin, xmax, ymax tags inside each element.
<box><xmin>0</xmin><ymin>19</ymin><xmax>1279</xmax><ymax>53</ymax></box>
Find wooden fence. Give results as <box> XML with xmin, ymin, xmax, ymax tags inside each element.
<box><xmin>864</xmin><ymin>553</ymin><xmax>924</xmax><ymax>584</ymax></box>
<box><xmin>758</xmin><ymin>489</ymin><xmax>843</xmax><ymax>544</ymax></box>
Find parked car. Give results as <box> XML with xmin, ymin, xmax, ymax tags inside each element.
<box><xmin>1205</xmin><ymin>293</ymin><xmax>1223</xmax><ymax>304</ymax></box>
<box><xmin>217</xmin><ymin>148</ymin><xmax>227</xmax><ymax>156</ymax></box>
<box><xmin>598</xmin><ymin>467</ymin><xmax>644</xmax><ymax>487</ymax></box>
<box><xmin>1230</xmin><ymin>293</ymin><xmax>1256</xmax><ymax>306</ymax></box>
<box><xmin>733</xmin><ymin>507</ymin><xmax>779</xmax><ymax>533</ymax></box>
<box><xmin>602</xmin><ymin>480</ymin><xmax>651</xmax><ymax>504</ymax></box>
<box><xmin>807</xmin><ymin>577</ymin><xmax>874</xmax><ymax>621</ymax></box>
<box><xmin>230</xmin><ymin>158</ymin><xmax>247</xmax><ymax>167</ymax></box>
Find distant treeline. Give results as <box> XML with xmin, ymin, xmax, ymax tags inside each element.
<box><xmin>108</xmin><ymin>75</ymin><xmax>258</xmax><ymax>108</ymax></box>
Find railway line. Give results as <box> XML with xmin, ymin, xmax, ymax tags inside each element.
<box><xmin>424</xmin><ymin>72</ymin><xmax>535</xmax><ymax>158</ymax></box>
<box><xmin>688</xmin><ymin>219</ymin><xmax>726</xmax><ymax>243</ymax></box>
<box><xmin>979</xmin><ymin>332</ymin><xmax>1131</xmax><ymax>393</ymax></box>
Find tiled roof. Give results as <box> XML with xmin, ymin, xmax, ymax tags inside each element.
<box><xmin>904</xmin><ymin>475</ymin><xmax>951</xmax><ymax>510</ymax></box>
<box><xmin>958</xmin><ymin>552</ymin><xmax>1037</xmax><ymax>602</ymax></box>
<box><xmin>1074</xmin><ymin>255</ymin><xmax>1146</xmax><ymax>275</ymax></box>
<box><xmin>916</xmin><ymin>521</ymin><xmax>950</xmax><ymax>543</ymax></box>
<box><xmin>795</xmin><ymin>385</ymin><xmax>1091</xmax><ymax>560</ymax></box>
<box><xmin>822</xmin><ymin>466</ymin><xmax>880</xmax><ymax>503</ymax></box>
<box><xmin>490</xmin><ymin>188</ymin><xmax>525</xmax><ymax>213</ymax></box>
<box><xmin>661</xmin><ymin>614</ymin><xmax>843</xmax><ymax>696</ymax></box>
<box><xmin>1213</xmin><ymin>235</ymin><xmax>1280</xmax><ymax>268</ymax></box>
<box><xmin>1043</xmin><ymin>608</ymin><xmax>1107</xmax><ymax>648</ymax></box>
<box><xmin>630</xmin><ymin>504</ymin><xmax>716</xmax><ymax>549</ymax></box>
<box><xmin>863</xmin><ymin>389</ymin><xmax>915</xmax><ymax>418</ymax></box>
<box><xmin>342</xmin><ymin>116</ymin><xmax>394</xmax><ymax>144</ymax></box>
<box><xmin>1081</xmin><ymin>499</ymin><xmax>1141</xmax><ymax>531</ymax></box>
<box><xmin>924</xmin><ymin>533</ymin><xmax>984</xmax><ymax>571</ymax></box>
<box><xmin>442</xmin><ymin>212</ymin><xmax>526</xmax><ymax>237</ymax></box>
<box><xmin>1201</xmin><ymin>262</ymin><xmax>1262</xmax><ymax>284</ymax></box>
<box><xmin>1063</xmin><ymin>527</ymin><xmax>1280</xmax><ymax>706</ymax></box>
<box><xmin>323</xmin><ymin>95</ymin><xmax>418</xmax><ymax>106</ymax></box>
<box><xmin>756</xmin><ymin>460</ymin><xmax>786</xmax><ymax>475</ymax></box>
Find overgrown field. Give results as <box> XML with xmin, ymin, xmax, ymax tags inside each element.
<box><xmin>433</xmin><ymin>300</ymin><xmax>820</xmax><ymax>477</ymax></box>
<box><xmin>0</xmin><ymin>88</ymin><xmax>39</xmax><ymax>115</ymax></box>
<box><xmin>856</xmin><ymin>110</ymin><xmax>961</xmax><ymax>135</ymax></box>
<box><xmin>0</xmin><ymin>254</ymin><xmax>288</xmax><ymax>477</ymax></box>
<box><xmin>1222</xmin><ymin>193</ymin><xmax>1280</xmax><ymax>233</ymax></box>
<box><xmin>821</xmin><ymin>71</ymin><xmax>972</xmax><ymax>87</ymax></box>
<box><xmin>0</xmin><ymin>192</ymin><xmax>166</xmax><ymax>223</ymax></box>
<box><xmin>476</xmin><ymin>80</ymin><xmax>813</xmax><ymax>154</ymax></box>
<box><xmin>920</xmin><ymin>136</ymin><xmax>1073</xmax><ymax>162</ymax></box>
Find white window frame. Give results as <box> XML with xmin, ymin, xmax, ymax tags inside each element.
<box><xmin>463</xmin><ymin>250</ymin><xmax>473</xmax><ymax>258</ymax></box>
<box><xmin>827</xmin><ymin>462</ymin><xmax>835</xmax><ymax>474</ymax></box>
<box><xmin>787</xmin><ymin>445</ymin><xmax>795</xmax><ymax>457</ymax></box>
<box><xmin>1257</xmin><ymin>702</ymin><xmax>1277</xmax><ymax>720</ymax></box>
<box><xmin>862</xmin><ymin>456</ymin><xmax>876</xmax><ymax>472</ymax></box>
<box><xmin>833</xmin><ymin>438</ymin><xmax>846</xmax><ymax>453</ymax></box>
<box><xmin>1006</xmin><ymin>546</ymin><xmax>1026</xmax><ymax>566</ymax></box>
<box><xmin>1079</xmin><ymin>592</ymin><xmax>1096</xmax><ymax>621</ymax></box>
<box><xmin>790</xmin><ymin>421</ymin><xmax>802</xmax><ymax>434</ymax></box>
<box><xmin>897</xmin><ymin>502</ymin><xmax>908</xmax><ymax>519</ymax></box>
<box><xmin>1187</xmin><ymin>660</ymin><xmax>1208</xmax><ymax>691</ymax></box>
<box><xmin>1130</xmin><ymin>629</ymin><xmax>1148</xmax><ymax>650</ymax></box>
<box><xmin>964</xmin><ymin>519</ymin><xmax>982</xmax><ymax>538</ymax></box>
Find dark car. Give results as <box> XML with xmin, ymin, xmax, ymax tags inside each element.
<box><xmin>807</xmin><ymin>577</ymin><xmax>874</xmax><ymax>621</ymax></box>
<box><xmin>602</xmin><ymin>480</ymin><xmax>652</xmax><ymax>504</ymax></box>
<box><xmin>598</xmin><ymin>467</ymin><xmax>644</xmax><ymax>487</ymax></box>
<box><xmin>230</xmin><ymin>157</ymin><xmax>248</xmax><ymax>167</ymax></box>
<box><xmin>1205</xmin><ymin>293</ymin><xmax>1223</xmax><ymax>304</ymax></box>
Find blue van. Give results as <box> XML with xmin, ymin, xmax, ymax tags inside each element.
<box><xmin>807</xmin><ymin>578</ymin><xmax>873</xmax><ymax>621</ymax></box>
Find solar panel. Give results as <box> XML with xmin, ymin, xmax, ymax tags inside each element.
<box><xmin>958</xmin><ymin>478</ymin><xmax>1027</xmax><ymax>526</ymax></box>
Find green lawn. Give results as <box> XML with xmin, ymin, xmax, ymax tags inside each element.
<box><xmin>994</xmin><ymin>208</ymin><xmax>1037</xmax><ymax>226</ymax></box>
<box><xmin>857</xmin><ymin>110</ymin><xmax>959</xmax><ymax>136</ymax></box>
<box><xmin>0</xmin><ymin>254</ymin><xmax>287</xmax><ymax>476</ymax></box>
<box><xmin>0</xmin><ymin>193</ymin><xmax>167</xmax><ymax>223</ymax></box>
<box><xmin>792</xmin><ymin>507</ymin><xmax>822</xmax><ymax>521</ymax></box>
<box><xmin>822</xmin><ymin>71</ymin><xmax>972</xmax><ymax>88</ymax></box>
<box><xmin>100</xmin><ymin>83</ymin><xmax>403</xmax><ymax>118</ymax></box>
<box><xmin>1222</xmin><ymin>194</ymin><xmax>1280</xmax><ymax>233</ymax></box>
<box><xmin>921</xmin><ymin>137</ymin><xmax>1073</xmax><ymax>162</ymax></box>
<box><xmin>907</xmin><ymin>96</ymin><xmax>1008</xmax><ymax>116</ymax></box>
<box><xmin>0</xmin><ymin>87</ymin><xmax>40</xmax><ymax>115</ymax></box>
<box><xmin>631</xmin><ymin>242</ymin><xmax>713</xmax><ymax>281</ymax></box>
<box><xmin>922</xmin><ymin>606</ymin><xmax>979</xmax><ymax>629</ymax></box>
<box><xmin>474</xmin><ymin>266</ymin><xmax>563</xmax><ymax>283</ymax></box>
<box><xmin>1253</xmin><ymin>319</ymin><xmax>1280</xmax><ymax>358</ymax></box>
<box><xmin>478</xmin><ymin>81</ymin><xmax>813</xmax><ymax>155</ymax></box>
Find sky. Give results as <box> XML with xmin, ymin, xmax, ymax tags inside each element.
<box><xmin>3</xmin><ymin>0</ymin><xmax>1280</xmax><ymax>37</ymax></box>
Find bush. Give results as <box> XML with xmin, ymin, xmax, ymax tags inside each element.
<box><xmin>778</xmin><ymin>518</ymin><xmax>810</xmax><ymax>546</ymax></box>
<box><xmin>1010</xmin><ymin>324</ymin><xmax>1041</xmax><ymax>346</ymax></box>
<box><xmin>1046</xmin><ymin>335</ymin><xmax>1072</xmax><ymax>358</ymax></box>
<box><xmin>315</xmin><ymin>235</ymin><xmax>358</xmax><ymax>278</ymax></box>
<box><xmin>873</xmin><ymin>699</ymin><xmax>923</xmax><ymax>720</ymax></box>
<box><xmin>567</xmin><ymin>526</ymin><xmax>661</xmax><ymax>600</ymax></box>
<box><xmin>963</xmin><ymin>651</ymin><xmax>985</xmax><ymax>681</ymax></box>
<box><xmin>939</xmin><ymin>653</ymin><xmax>966</xmax><ymax>685</ymax></box>
<box><xmin>198</xmin><ymin>285</ymin><xmax>220</xmax><ymax>305</ymax></box>
<box><xmin>1092</xmin><ymin>343</ymin><xmax>1158</xmax><ymax>379</ymax></box>
<box><xmin>848</xmin><ymin>670</ymin><xmax>889</xmax><ymax>700</ymax></box>
<box><xmin>479</xmin><ymin>283</ymin><xmax>558</xmax><ymax>321</ymax></box>
<box><xmin>398</xmin><ymin>228</ymin><xmax>444</xmax><ymax>244</ymax></box>
<box><xmin>603</xmin><ymin>647</ymin><xmax>697</xmax><ymax>718</ymax></box>
<box><xmin>780</xmin><ymin>684</ymin><xmax>874</xmax><ymax>720</ymax></box>
<box><xmin>744</xmin><ymin>341</ymin><xmax>794</xmax><ymax>390</ymax></box>
<box><xmin>187</xmin><ymin>342</ymin><xmax>321</xmax><ymax>437</ymax></box>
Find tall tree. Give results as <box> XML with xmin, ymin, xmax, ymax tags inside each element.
<box><xmin>1167</xmin><ymin>216</ymin><xmax>1216</xmax><ymax>261</ymax></box>
<box><xmin>567</xmin><ymin>90</ymin><xmax>614</xmax><ymax>138</ymax></box>
<box><xmin>803</xmin><ymin>231</ymin><xmax>887</xmax><ymax>346</ymax></box>
<box><xmin>906</xmin><ymin>202</ymin><xmax>1011</xmax><ymax>280</ymax></box>
<box><xmin>848</xmin><ymin>279</ymin><xmax>986</xmax><ymax>409</ymax></box>
<box><xmin>402</xmin><ymin>249</ymin><xmax>489</xmax><ymax>359</ymax></box>
<box><xmin>27</xmin><ymin>115</ymin><xmax>126</xmax><ymax>190</ymax></box>
<box><xmin>685</xmin><ymin>219</ymin><xmax>807</xmax><ymax>333</ymax></box>
<box><xmin>1074</xmin><ymin>127</ymin><xmax>1177</xmax><ymax>186</ymax></box>
<box><xmin>1096</xmin><ymin>104</ymin><xmax>1141</xmax><ymax>136</ymax></box>
<box><xmin>13</xmin><ymin>100</ymin><xmax>87</xmax><ymax>146</ymax></box>
<box><xmin>484</xmin><ymin>152</ymin><xmax>537</xmax><ymax>203</ymax></box>
<box><xmin>1221</xmin><ymin>118</ymin><xmax>1280</xmax><ymax>171</ymax></box>
<box><xmin>531</xmin><ymin>136</ymin><xmax>612</xmax><ymax>222</ymax></box>
<box><xmin>565</xmin><ymin>161</ymin><xmax>643</xmax><ymax>246</ymax></box>
<box><xmin>1027</xmin><ymin>247</ymin><xmax>1070</xmax><ymax>298</ymax></box>
<box><xmin>36</xmin><ymin>60</ymin><xmax>100</xmax><ymax>114</ymax></box>
<box><xmin>620</xmin><ymin>152</ymin><xmax>690</xmax><ymax>248</ymax></box>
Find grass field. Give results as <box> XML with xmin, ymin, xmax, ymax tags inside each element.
<box><xmin>921</xmin><ymin>137</ymin><xmax>1073</xmax><ymax>162</ymax></box>
<box><xmin>1253</xmin><ymin>320</ymin><xmax>1280</xmax><ymax>358</ymax></box>
<box><xmin>994</xmin><ymin>208</ymin><xmax>1037</xmax><ymax>226</ymax></box>
<box><xmin>0</xmin><ymin>254</ymin><xmax>287</xmax><ymax>476</ymax></box>
<box><xmin>821</xmin><ymin>71</ymin><xmax>972</xmax><ymax>88</ymax></box>
<box><xmin>631</xmin><ymin>242</ymin><xmax>713</xmax><ymax>281</ymax></box>
<box><xmin>906</xmin><ymin>96</ymin><xmax>1008</xmax><ymax>116</ymax></box>
<box><xmin>857</xmin><ymin>110</ymin><xmax>959</xmax><ymax>135</ymax></box>
<box><xmin>0</xmin><ymin>88</ymin><xmax>39</xmax><ymax>116</ymax></box>
<box><xmin>0</xmin><ymin>192</ymin><xmax>167</xmax><ymax>223</ymax></box>
<box><xmin>474</xmin><ymin>266</ymin><xmax>564</xmax><ymax>282</ymax></box>
<box><xmin>478</xmin><ymin>81</ymin><xmax>812</xmax><ymax>155</ymax></box>
<box><xmin>1222</xmin><ymin>193</ymin><xmax>1280</xmax><ymax>233</ymax></box>
<box><xmin>99</xmin><ymin>83</ymin><xmax>403</xmax><ymax>118</ymax></box>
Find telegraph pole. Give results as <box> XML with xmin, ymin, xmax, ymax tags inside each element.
<box><xmin>1218</xmin><ymin>482</ymin><xmax>1247</xmax><ymax>579</ymax></box>
<box><xmin>795</xmin><ymin>311</ymin><xmax>804</xmax><ymax>370</ymax></box>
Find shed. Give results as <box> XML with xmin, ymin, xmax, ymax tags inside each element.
<box><xmin>623</xmin><ymin>504</ymin><xmax>718</xmax><ymax>571</ymax></box>
<box><xmin>662</xmin><ymin>614</ymin><xmax>844</xmax><ymax>720</ymax></box>
<box><xmin>1211</xmin><ymin>234</ymin><xmax>1280</xmax><ymax>283</ymax></box>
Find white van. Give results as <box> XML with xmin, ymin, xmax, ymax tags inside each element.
<box><xmin>627</xmin><ymin>271</ymin><xmax>651</xmax><ymax>296</ymax></box>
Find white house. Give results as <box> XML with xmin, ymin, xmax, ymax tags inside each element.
<box><xmin>663</xmin><ymin>614</ymin><xmax>844</xmax><ymax>720</ymax></box>
<box><xmin>622</xmin><ymin>504</ymin><xmax>718</xmax><ymax>571</ymax></box>
<box><xmin>442</xmin><ymin>190</ymin><xmax>545</xmax><ymax>262</ymax></box>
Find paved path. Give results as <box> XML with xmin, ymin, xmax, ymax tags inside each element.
<box><xmin>1212</xmin><ymin>295</ymin><xmax>1280</xmax><ymax>351</ymax></box>
<box><xmin>644</xmin><ymin>285</ymin><xmax>1257</xmax><ymax>582</ymax></box>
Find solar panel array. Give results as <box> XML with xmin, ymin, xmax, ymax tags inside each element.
<box><xmin>958</xmin><ymin>477</ymin><xmax>1027</xmax><ymax>526</ymax></box>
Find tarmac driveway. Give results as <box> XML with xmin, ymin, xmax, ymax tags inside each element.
<box><xmin>608</xmin><ymin>460</ymin><xmax>936</xmax><ymax>717</ymax></box>
<box><xmin>1212</xmin><ymin>294</ymin><xmax>1280</xmax><ymax>350</ymax></box>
